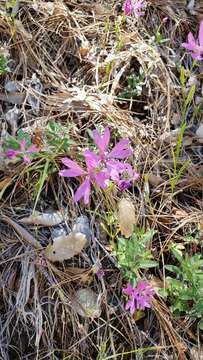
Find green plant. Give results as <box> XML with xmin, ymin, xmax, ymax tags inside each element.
<box><xmin>115</xmin><ymin>227</ymin><xmax>157</xmax><ymax>285</ymax></box>
<box><xmin>168</xmin><ymin>66</ymin><xmax>196</xmax><ymax>192</ymax></box>
<box><xmin>118</xmin><ymin>68</ymin><xmax>145</xmax><ymax>101</ymax></box>
<box><xmin>6</xmin><ymin>0</ymin><xmax>19</xmax><ymax>18</ymax></box>
<box><xmin>44</xmin><ymin>120</ymin><xmax>75</xmax><ymax>153</ymax></box>
<box><xmin>165</xmin><ymin>253</ymin><xmax>203</xmax><ymax>329</ymax></box>
<box><xmin>0</xmin><ymin>54</ymin><xmax>10</xmax><ymax>75</ymax></box>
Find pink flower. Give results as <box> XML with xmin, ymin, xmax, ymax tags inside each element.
<box><xmin>123</xmin><ymin>281</ymin><xmax>155</xmax><ymax>314</ymax></box>
<box><xmin>107</xmin><ymin>160</ymin><xmax>139</xmax><ymax>191</ymax></box>
<box><xmin>59</xmin><ymin>152</ymin><xmax>109</xmax><ymax>205</ymax></box>
<box><xmin>92</xmin><ymin>127</ymin><xmax>132</xmax><ymax>161</ymax></box>
<box><xmin>5</xmin><ymin>138</ymin><xmax>38</xmax><ymax>164</ymax></box>
<box><xmin>92</xmin><ymin>127</ymin><xmax>138</xmax><ymax>189</ymax></box>
<box><xmin>182</xmin><ymin>21</ymin><xmax>203</xmax><ymax>60</ymax></box>
<box><xmin>59</xmin><ymin>127</ymin><xmax>139</xmax><ymax>203</ymax></box>
<box><xmin>123</xmin><ymin>0</ymin><xmax>145</xmax><ymax>17</ymax></box>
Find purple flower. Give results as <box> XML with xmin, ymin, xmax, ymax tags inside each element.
<box><xmin>123</xmin><ymin>0</ymin><xmax>145</xmax><ymax>17</ymax></box>
<box><xmin>96</xmin><ymin>268</ymin><xmax>105</xmax><ymax>278</ymax></box>
<box><xmin>92</xmin><ymin>128</ymin><xmax>138</xmax><ymax>189</ymax></box>
<box><xmin>122</xmin><ymin>281</ymin><xmax>155</xmax><ymax>314</ymax></box>
<box><xmin>5</xmin><ymin>138</ymin><xmax>38</xmax><ymax>164</ymax></box>
<box><xmin>106</xmin><ymin>160</ymin><xmax>139</xmax><ymax>191</ymax></box>
<box><xmin>182</xmin><ymin>21</ymin><xmax>203</xmax><ymax>60</ymax></box>
<box><xmin>59</xmin><ymin>127</ymin><xmax>139</xmax><ymax>204</ymax></box>
<box><xmin>59</xmin><ymin>152</ymin><xmax>109</xmax><ymax>205</ymax></box>
<box><xmin>92</xmin><ymin>127</ymin><xmax>132</xmax><ymax>161</ymax></box>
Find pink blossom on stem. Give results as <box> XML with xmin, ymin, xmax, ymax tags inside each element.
<box><xmin>5</xmin><ymin>138</ymin><xmax>38</xmax><ymax>164</ymax></box>
<box><xmin>123</xmin><ymin>281</ymin><xmax>155</xmax><ymax>314</ymax></box>
<box><xmin>123</xmin><ymin>0</ymin><xmax>145</xmax><ymax>17</ymax></box>
<box><xmin>107</xmin><ymin>160</ymin><xmax>139</xmax><ymax>191</ymax></box>
<box><xmin>92</xmin><ymin>127</ymin><xmax>133</xmax><ymax>161</ymax></box>
<box><xmin>92</xmin><ymin>127</ymin><xmax>138</xmax><ymax>189</ymax></box>
<box><xmin>182</xmin><ymin>20</ymin><xmax>203</xmax><ymax>60</ymax></box>
<box><xmin>59</xmin><ymin>152</ymin><xmax>109</xmax><ymax>205</ymax></box>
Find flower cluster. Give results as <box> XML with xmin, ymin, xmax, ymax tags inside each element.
<box><xmin>123</xmin><ymin>0</ymin><xmax>145</xmax><ymax>17</ymax></box>
<box><xmin>122</xmin><ymin>281</ymin><xmax>155</xmax><ymax>314</ymax></box>
<box><xmin>5</xmin><ymin>138</ymin><xmax>38</xmax><ymax>164</ymax></box>
<box><xmin>182</xmin><ymin>20</ymin><xmax>203</xmax><ymax>61</ymax></box>
<box><xmin>59</xmin><ymin>127</ymin><xmax>138</xmax><ymax>204</ymax></box>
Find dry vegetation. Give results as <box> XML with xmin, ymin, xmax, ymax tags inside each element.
<box><xmin>0</xmin><ymin>1</ymin><xmax>202</xmax><ymax>359</ymax></box>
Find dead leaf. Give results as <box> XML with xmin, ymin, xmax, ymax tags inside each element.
<box><xmin>118</xmin><ymin>198</ymin><xmax>136</xmax><ymax>238</ymax></box>
<box><xmin>44</xmin><ymin>232</ymin><xmax>87</xmax><ymax>262</ymax></box>
<box><xmin>172</xmin><ymin>208</ymin><xmax>188</xmax><ymax>218</ymax></box>
<box><xmin>72</xmin><ymin>216</ymin><xmax>91</xmax><ymax>243</ymax></box>
<box><xmin>72</xmin><ymin>289</ymin><xmax>101</xmax><ymax>318</ymax></box>
<box><xmin>1</xmin><ymin>215</ymin><xmax>41</xmax><ymax>249</ymax></box>
<box><xmin>79</xmin><ymin>47</ymin><xmax>89</xmax><ymax>58</ymax></box>
<box><xmin>20</xmin><ymin>211</ymin><xmax>65</xmax><ymax>226</ymax></box>
<box><xmin>5</xmin><ymin>80</ymin><xmax>21</xmax><ymax>93</ymax></box>
<box><xmin>148</xmin><ymin>174</ymin><xmax>163</xmax><ymax>187</ymax></box>
<box><xmin>0</xmin><ymin>92</ymin><xmax>25</xmax><ymax>105</ymax></box>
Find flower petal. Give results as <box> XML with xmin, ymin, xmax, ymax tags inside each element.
<box><xmin>23</xmin><ymin>155</ymin><xmax>31</xmax><ymax>163</ymax></box>
<box><xmin>181</xmin><ymin>42</ymin><xmax>196</xmax><ymax>51</ymax></box>
<box><xmin>27</xmin><ymin>144</ymin><xmax>39</xmax><ymax>153</ymax></box>
<box><xmin>188</xmin><ymin>32</ymin><xmax>196</xmax><ymax>46</ymax></box>
<box><xmin>123</xmin><ymin>0</ymin><xmax>133</xmax><ymax>16</ymax></box>
<box><xmin>123</xmin><ymin>283</ymin><xmax>134</xmax><ymax>296</ymax></box>
<box><xmin>92</xmin><ymin>127</ymin><xmax>110</xmax><ymax>153</ymax></box>
<box><xmin>83</xmin><ymin>150</ymin><xmax>101</xmax><ymax>170</ymax></box>
<box><xmin>94</xmin><ymin>171</ymin><xmax>109</xmax><ymax>189</ymax></box>
<box><xmin>19</xmin><ymin>138</ymin><xmax>26</xmax><ymax>151</ymax></box>
<box><xmin>61</xmin><ymin>158</ymin><xmax>85</xmax><ymax>176</ymax></box>
<box><xmin>5</xmin><ymin>149</ymin><xmax>19</xmax><ymax>158</ymax></box>
<box><xmin>125</xmin><ymin>299</ymin><xmax>136</xmax><ymax>314</ymax></box>
<box><xmin>118</xmin><ymin>179</ymin><xmax>131</xmax><ymax>191</ymax></box>
<box><xmin>191</xmin><ymin>52</ymin><xmax>202</xmax><ymax>60</ymax></box>
<box><xmin>109</xmin><ymin>139</ymin><xmax>132</xmax><ymax>159</ymax></box>
<box><xmin>74</xmin><ymin>178</ymin><xmax>91</xmax><ymax>204</ymax></box>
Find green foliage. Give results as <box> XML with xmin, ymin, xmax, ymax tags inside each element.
<box><xmin>0</xmin><ymin>54</ymin><xmax>10</xmax><ymax>75</ymax></box>
<box><xmin>118</xmin><ymin>68</ymin><xmax>145</xmax><ymax>100</ymax></box>
<box><xmin>155</xmin><ymin>31</ymin><xmax>169</xmax><ymax>44</ymax></box>
<box><xmin>2</xmin><ymin>130</ymin><xmax>32</xmax><ymax>152</ymax></box>
<box><xmin>168</xmin><ymin>65</ymin><xmax>197</xmax><ymax>192</ymax></box>
<box><xmin>165</xmin><ymin>252</ymin><xmax>203</xmax><ymax>328</ymax></box>
<box><xmin>115</xmin><ymin>228</ymin><xmax>157</xmax><ymax>285</ymax></box>
<box><xmin>44</xmin><ymin>120</ymin><xmax>75</xmax><ymax>153</ymax></box>
<box><xmin>6</xmin><ymin>0</ymin><xmax>19</xmax><ymax>18</ymax></box>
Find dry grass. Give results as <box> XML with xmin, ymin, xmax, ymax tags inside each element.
<box><xmin>0</xmin><ymin>1</ymin><xmax>202</xmax><ymax>359</ymax></box>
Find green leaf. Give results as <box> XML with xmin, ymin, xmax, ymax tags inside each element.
<box><xmin>141</xmin><ymin>229</ymin><xmax>156</xmax><ymax>243</ymax></box>
<box><xmin>198</xmin><ymin>318</ymin><xmax>203</xmax><ymax>330</ymax></box>
<box><xmin>139</xmin><ymin>260</ymin><xmax>158</xmax><ymax>268</ymax></box>
<box><xmin>180</xmin><ymin>66</ymin><xmax>185</xmax><ymax>88</ymax></box>
<box><xmin>185</xmin><ymin>84</ymin><xmax>196</xmax><ymax>108</ymax></box>
<box><xmin>165</xmin><ymin>265</ymin><xmax>181</xmax><ymax>274</ymax></box>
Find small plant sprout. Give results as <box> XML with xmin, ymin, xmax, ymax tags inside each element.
<box><xmin>116</xmin><ymin>227</ymin><xmax>157</xmax><ymax>285</ymax></box>
<box><xmin>5</xmin><ymin>138</ymin><xmax>39</xmax><ymax>164</ymax></box>
<box><xmin>182</xmin><ymin>20</ymin><xmax>203</xmax><ymax>60</ymax></box>
<box><xmin>123</xmin><ymin>281</ymin><xmax>155</xmax><ymax>314</ymax></box>
<box><xmin>0</xmin><ymin>54</ymin><xmax>10</xmax><ymax>75</ymax></box>
<box><xmin>123</xmin><ymin>0</ymin><xmax>145</xmax><ymax>17</ymax></box>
